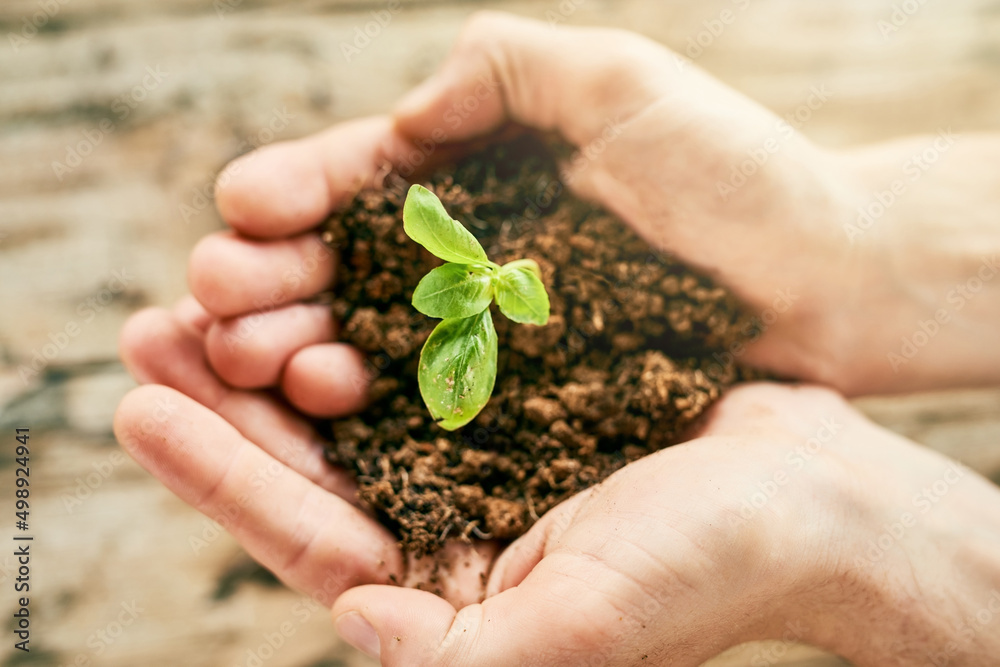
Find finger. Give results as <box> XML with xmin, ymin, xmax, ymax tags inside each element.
<box><xmin>120</xmin><ymin>306</ymin><xmax>225</xmax><ymax>400</ymax></box>
<box><xmin>205</xmin><ymin>303</ymin><xmax>336</xmax><ymax>388</ymax></box>
<box><xmin>281</xmin><ymin>343</ymin><xmax>370</xmax><ymax>418</ymax></box>
<box><xmin>215</xmin><ymin>116</ymin><xmax>453</xmax><ymax>240</ymax></box>
<box><xmin>392</xmin><ymin>10</ymin><xmax>795</xmax><ymax>255</ymax></box>
<box><xmin>188</xmin><ymin>230</ymin><xmax>336</xmax><ymax>318</ymax></box>
<box><xmin>334</xmin><ymin>553</ymin><xmax>717</xmax><ymax>667</ymax></box>
<box><xmin>114</xmin><ymin>385</ymin><xmax>403</xmax><ymax>601</ymax></box>
<box><xmin>333</xmin><ymin>587</ymin><xmax>451</xmax><ymax>664</ymax></box>
<box><xmin>120</xmin><ymin>306</ymin><xmax>354</xmax><ymax>499</ymax></box>
<box><xmin>333</xmin><ymin>459</ymin><xmax>765</xmax><ymax>665</ymax></box>
<box><xmin>693</xmin><ymin>382</ymin><xmax>848</xmax><ymax>441</ymax></box>
<box><xmin>173</xmin><ymin>294</ymin><xmax>213</xmax><ymax>333</ymax></box>
<box><xmin>393</xmin><ymin>11</ymin><xmax>670</xmax><ymax>149</ymax></box>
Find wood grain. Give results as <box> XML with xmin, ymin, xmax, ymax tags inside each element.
<box><xmin>1</xmin><ymin>1</ymin><xmax>998</xmax><ymax>665</ymax></box>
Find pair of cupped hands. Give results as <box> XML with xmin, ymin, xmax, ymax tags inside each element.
<box><xmin>114</xmin><ymin>13</ymin><xmax>1000</xmax><ymax>666</ymax></box>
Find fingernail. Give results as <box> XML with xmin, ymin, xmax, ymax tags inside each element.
<box><xmin>395</xmin><ymin>73</ymin><xmax>445</xmax><ymax>117</ymax></box>
<box><xmin>335</xmin><ymin>611</ymin><xmax>381</xmax><ymax>660</ymax></box>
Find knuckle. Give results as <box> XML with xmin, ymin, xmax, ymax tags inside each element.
<box><xmin>459</xmin><ymin>10</ymin><xmax>508</xmax><ymax>43</ymax></box>
<box><xmin>433</xmin><ymin>604</ymin><xmax>483</xmax><ymax>666</ymax></box>
<box><xmin>454</xmin><ymin>10</ymin><xmax>525</xmax><ymax>61</ymax></box>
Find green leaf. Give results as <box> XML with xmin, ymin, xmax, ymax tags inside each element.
<box><xmin>496</xmin><ymin>262</ymin><xmax>550</xmax><ymax>326</ymax></box>
<box><xmin>403</xmin><ymin>184</ymin><xmax>490</xmax><ymax>265</ymax></box>
<box><xmin>418</xmin><ymin>310</ymin><xmax>498</xmax><ymax>431</ymax></box>
<box><xmin>412</xmin><ymin>263</ymin><xmax>495</xmax><ymax>319</ymax></box>
<box><xmin>501</xmin><ymin>258</ymin><xmax>542</xmax><ymax>278</ymax></box>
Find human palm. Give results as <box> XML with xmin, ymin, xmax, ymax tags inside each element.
<box><xmin>115</xmin><ymin>11</ymin><xmax>1000</xmax><ymax>666</ymax></box>
<box><xmin>116</xmin><ymin>321</ymin><xmax>1000</xmax><ymax>666</ymax></box>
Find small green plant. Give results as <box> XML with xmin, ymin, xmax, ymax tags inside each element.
<box><xmin>403</xmin><ymin>184</ymin><xmax>551</xmax><ymax>430</ymax></box>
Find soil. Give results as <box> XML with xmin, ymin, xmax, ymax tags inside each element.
<box><xmin>320</xmin><ymin>134</ymin><xmax>749</xmax><ymax>558</ymax></box>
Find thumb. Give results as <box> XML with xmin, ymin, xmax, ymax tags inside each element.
<box><xmin>390</xmin><ymin>10</ymin><xmax>798</xmax><ymax>258</ymax></box>
<box><xmin>333</xmin><ymin>557</ymin><xmax>643</xmax><ymax>667</ymax></box>
<box><xmin>392</xmin><ymin>11</ymin><xmax>672</xmax><ymax>149</ymax></box>
<box><xmin>332</xmin><ymin>586</ymin><xmax>453</xmax><ymax>665</ymax></box>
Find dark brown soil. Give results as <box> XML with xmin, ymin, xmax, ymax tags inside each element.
<box><xmin>320</xmin><ymin>135</ymin><xmax>748</xmax><ymax>558</ymax></box>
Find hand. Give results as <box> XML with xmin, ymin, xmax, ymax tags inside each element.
<box><xmin>115</xmin><ymin>369</ymin><xmax>1000</xmax><ymax>665</ymax></box>
<box><xmin>330</xmin><ymin>383</ymin><xmax>1000</xmax><ymax>666</ymax></box>
<box><xmin>114</xmin><ymin>8</ymin><xmax>1000</xmax><ymax>665</ymax></box>
<box><xmin>388</xmin><ymin>12</ymin><xmax>1000</xmax><ymax>395</ymax></box>
<box><xmin>115</xmin><ymin>294</ymin><xmax>496</xmax><ymax>607</ymax></box>
<box><xmin>175</xmin><ymin>11</ymin><xmax>997</xmax><ymax>417</ymax></box>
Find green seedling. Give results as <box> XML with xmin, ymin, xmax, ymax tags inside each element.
<box><xmin>403</xmin><ymin>184</ymin><xmax>551</xmax><ymax>430</ymax></box>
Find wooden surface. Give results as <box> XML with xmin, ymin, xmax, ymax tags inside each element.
<box><xmin>1</xmin><ymin>0</ymin><xmax>999</xmax><ymax>665</ymax></box>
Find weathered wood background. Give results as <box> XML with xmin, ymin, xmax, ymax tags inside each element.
<box><xmin>1</xmin><ymin>0</ymin><xmax>999</xmax><ymax>665</ymax></box>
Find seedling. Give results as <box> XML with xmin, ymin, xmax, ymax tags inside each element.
<box><xmin>403</xmin><ymin>184</ymin><xmax>551</xmax><ymax>430</ymax></box>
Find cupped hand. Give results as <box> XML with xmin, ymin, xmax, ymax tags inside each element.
<box><xmin>386</xmin><ymin>12</ymin><xmax>1000</xmax><ymax>395</ymax></box>
<box><xmin>114</xmin><ymin>363</ymin><xmax>1000</xmax><ymax>666</ymax></box>
<box><xmin>115</xmin><ymin>290</ymin><xmax>498</xmax><ymax>607</ymax></box>
<box><xmin>180</xmin><ymin>12</ymin><xmax>928</xmax><ymax>404</ymax></box>
<box><xmin>331</xmin><ymin>383</ymin><xmax>1000</xmax><ymax>666</ymax></box>
<box><xmin>388</xmin><ymin>12</ymin><xmax>874</xmax><ymax>393</ymax></box>
<box><xmin>114</xmin><ymin>9</ymin><xmax>1000</xmax><ymax>666</ymax></box>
